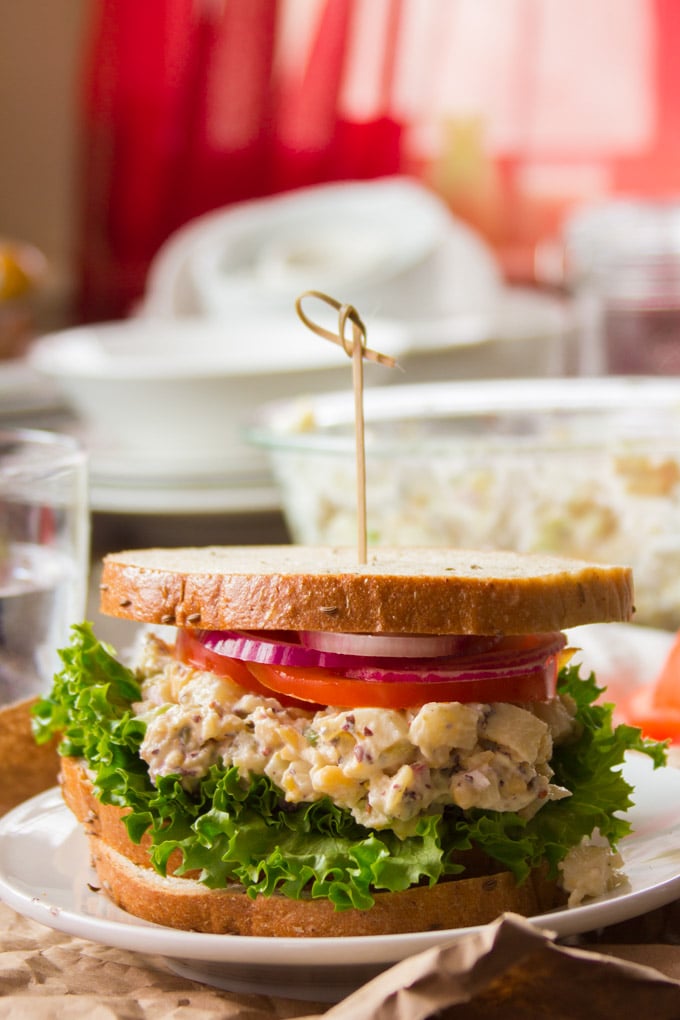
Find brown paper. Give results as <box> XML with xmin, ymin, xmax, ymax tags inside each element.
<box><xmin>301</xmin><ymin>913</ymin><xmax>680</xmax><ymax>1020</ymax></box>
<box><xmin>4</xmin><ymin>905</ymin><xmax>680</xmax><ymax>1020</ymax></box>
<box><xmin>0</xmin><ymin>903</ymin><xmax>325</xmax><ymax>1019</ymax></box>
<box><xmin>4</xmin><ymin>683</ymin><xmax>680</xmax><ymax>1018</ymax></box>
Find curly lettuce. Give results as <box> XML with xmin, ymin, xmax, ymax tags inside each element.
<box><xmin>33</xmin><ymin>622</ymin><xmax>667</xmax><ymax>910</ymax></box>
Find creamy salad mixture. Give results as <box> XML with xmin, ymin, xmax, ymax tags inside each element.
<box><xmin>133</xmin><ymin>634</ymin><xmax>624</xmax><ymax>905</ymax></box>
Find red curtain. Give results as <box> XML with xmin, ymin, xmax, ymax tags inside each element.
<box><xmin>77</xmin><ymin>0</ymin><xmax>404</xmax><ymax>321</ymax></box>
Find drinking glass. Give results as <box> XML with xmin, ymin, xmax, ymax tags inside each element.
<box><xmin>0</xmin><ymin>429</ymin><xmax>89</xmax><ymax>704</ymax></box>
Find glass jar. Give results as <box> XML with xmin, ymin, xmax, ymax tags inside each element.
<box><xmin>563</xmin><ymin>200</ymin><xmax>680</xmax><ymax>375</ymax></box>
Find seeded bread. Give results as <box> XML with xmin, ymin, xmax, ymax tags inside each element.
<box><xmin>61</xmin><ymin>758</ymin><xmax>564</xmax><ymax>937</ymax></box>
<box><xmin>99</xmin><ymin>545</ymin><xmax>634</xmax><ymax>635</ymax></box>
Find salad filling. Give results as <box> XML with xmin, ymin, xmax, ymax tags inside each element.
<box><xmin>137</xmin><ymin>633</ymin><xmax>573</xmax><ymax>830</ymax></box>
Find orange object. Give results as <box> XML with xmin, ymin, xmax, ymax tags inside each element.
<box><xmin>625</xmin><ymin>688</ymin><xmax>680</xmax><ymax>742</ymax></box>
<box><xmin>627</xmin><ymin>630</ymin><xmax>680</xmax><ymax>742</ymax></box>
<box><xmin>0</xmin><ymin>242</ymin><xmax>45</xmax><ymax>302</ymax></box>
<box><xmin>648</xmin><ymin>630</ymin><xmax>680</xmax><ymax>708</ymax></box>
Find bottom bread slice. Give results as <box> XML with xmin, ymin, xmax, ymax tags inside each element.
<box><xmin>88</xmin><ymin>837</ymin><xmax>564</xmax><ymax>937</ymax></box>
<box><xmin>62</xmin><ymin>757</ymin><xmax>565</xmax><ymax>937</ymax></box>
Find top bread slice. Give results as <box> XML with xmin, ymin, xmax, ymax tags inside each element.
<box><xmin>99</xmin><ymin>545</ymin><xmax>634</xmax><ymax>636</ymax></box>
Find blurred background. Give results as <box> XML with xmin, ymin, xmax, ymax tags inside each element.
<box><xmin>3</xmin><ymin>0</ymin><xmax>680</xmax><ymax>325</ymax></box>
<box><xmin>5</xmin><ymin>0</ymin><xmax>680</xmax><ymax>636</ymax></box>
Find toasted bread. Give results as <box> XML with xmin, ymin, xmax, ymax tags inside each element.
<box><xmin>99</xmin><ymin>545</ymin><xmax>634</xmax><ymax>635</ymax></box>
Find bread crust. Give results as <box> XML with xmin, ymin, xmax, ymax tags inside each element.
<box><xmin>61</xmin><ymin>757</ymin><xmax>565</xmax><ymax>937</ymax></box>
<box><xmin>99</xmin><ymin>545</ymin><xmax>634</xmax><ymax>635</ymax></box>
<box><xmin>60</xmin><ymin>756</ymin><xmax>186</xmax><ymax>873</ymax></box>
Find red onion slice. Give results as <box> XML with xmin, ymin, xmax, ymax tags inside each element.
<box><xmin>195</xmin><ymin>629</ymin><xmax>566</xmax><ymax>685</ymax></box>
<box><xmin>197</xmin><ymin>630</ymin><xmax>409</xmax><ymax>669</ymax></box>
<box><xmin>341</xmin><ymin>646</ymin><xmax>564</xmax><ymax>685</ymax></box>
<box><xmin>197</xmin><ymin>630</ymin><xmax>322</xmax><ymax>667</ymax></box>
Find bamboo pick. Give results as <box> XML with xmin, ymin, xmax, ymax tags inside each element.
<box><xmin>295</xmin><ymin>290</ymin><xmax>398</xmax><ymax>563</ymax></box>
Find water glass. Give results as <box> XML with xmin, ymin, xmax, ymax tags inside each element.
<box><xmin>0</xmin><ymin>429</ymin><xmax>89</xmax><ymax>704</ymax></box>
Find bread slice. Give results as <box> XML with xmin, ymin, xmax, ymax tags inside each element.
<box><xmin>99</xmin><ymin>545</ymin><xmax>634</xmax><ymax>635</ymax></box>
<box><xmin>61</xmin><ymin>758</ymin><xmax>564</xmax><ymax>937</ymax></box>
<box><xmin>0</xmin><ymin>698</ymin><xmax>60</xmax><ymax>816</ymax></box>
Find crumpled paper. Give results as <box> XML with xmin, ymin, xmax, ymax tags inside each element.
<box><xmin>3</xmin><ymin>905</ymin><xmax>680</xmax><ymax>1020</ymax></box>
<box><xmin>0</xmin><ymin>902</ymin><xmax>319</xmax><ymax>1019</ymax></box>
<box><xmin>1</xmin><ymin>905</ymin><xmax>680</xmax><ymax>1015</ymax></box>
<box><xmin>299</xmin><ymin>911</ymin><xmax>680</xmax><ymax>1020</ymax></box>
<box><xmin>3</xmin><ymin>696</ymin><xmax>680</xmax><ymax>1018</ymax></box>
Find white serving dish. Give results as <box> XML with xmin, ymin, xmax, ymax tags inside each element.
<box><xmin>27</xmin><ymin>316</ymin><xmax>401</xmax><ymax>480</ymax></box>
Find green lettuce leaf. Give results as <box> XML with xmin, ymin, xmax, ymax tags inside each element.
<box><xmin>33</xmin><ymin>624</ymin><xmax>667</xmax><ymax>910</ymax></box>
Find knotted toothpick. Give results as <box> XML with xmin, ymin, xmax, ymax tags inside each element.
<box><xmin>295</xmin><ymin>290</ymin><xmax>398</xmax><ymax>563</ymax></box>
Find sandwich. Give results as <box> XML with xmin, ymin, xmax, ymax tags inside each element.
<box><xmin>33</xmin><ymin>545</ymin><xmax>665</xmax><ymax>937</ymax></box>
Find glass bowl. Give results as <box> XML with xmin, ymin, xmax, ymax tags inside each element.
<box><xmin>249</xmin><ymin>377</ymin><xmax>680</xmax><ymax>630</ymax></box>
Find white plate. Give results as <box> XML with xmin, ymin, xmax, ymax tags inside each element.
<box><xmin>89</xmin><ymin>479</ymin><xmax>280</xmax><ymax>516</ymax></box>
<box><xmin>0</xmin><ymin>752</ymin><xmax>679</xmax><ymax>1002</ymax></box>
<box><xmin>569</xmin><ymin>622</ymin><xmax>675</xmax><ymax>705</ymax></box>
<box><xmin>88</xmin><ymin>461</ymin><xmax>280</xmax><ymax>516</ymax></box>
<box><xmin>77</xmin><ymin>428</ymin><xmax>280</xmax><ymax>515</ymax></box>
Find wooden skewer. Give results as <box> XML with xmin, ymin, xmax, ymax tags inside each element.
<box><xmin>295</xmin><ymin>290</ymin><xmax>398</xmax><ymax>564</ymax></box>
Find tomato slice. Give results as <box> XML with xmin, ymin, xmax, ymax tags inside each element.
<box><xmin>175</xmin><ymin>629</ymin><xmax>320</xmax><ymax>710</ymax></box>
<box><xmin>246</xmin><ymin>659</ymin><xmax>558</xmax><ymax>708</ymax></box>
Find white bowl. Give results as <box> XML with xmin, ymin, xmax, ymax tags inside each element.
<box><xmin>249</xmin><ymin>377</ymin><xmax>680</xmax><ymax>630</ymax></box>
<box><xmin>27</xmin><ymin>317</ymin><xmax>401</xmax><ymax>480</ymax></box>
